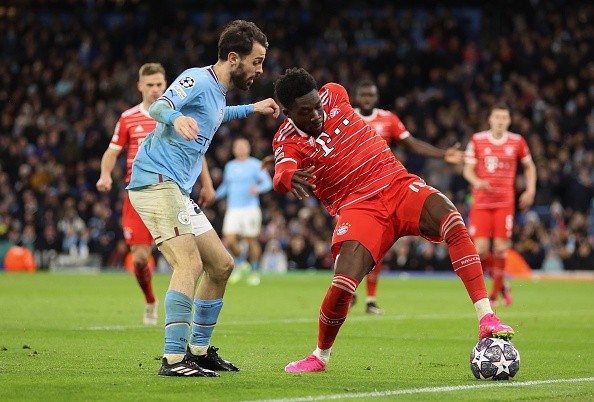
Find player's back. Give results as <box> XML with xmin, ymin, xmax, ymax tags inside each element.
<box><xmin>273</xmin><ymin>83</ymin><xmax>406</xmax><ymax>215</ymax></box>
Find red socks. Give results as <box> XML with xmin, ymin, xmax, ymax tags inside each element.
<box><xmin>489</xmin><ymin>256</ymin><xmax>506</xmax><ymax>300</ymax></box>
<box><xmin>366</xmin><ymin>265</ymin><xmax>379</xmax><ymax>298</ymax></box>
<box><xmin>441</xmin><ymin>211</ymin><xmax>488</xmax><ymax>303</ymax></box>
<box><xmin>318</xmin><ymin>274</ymin><xmax>359</xmax><ymax>350</ymax></box>
<box><xmin>134</xmin><ymin>263</ymin><xmax>156</xmax><ymax>304</ymax></box>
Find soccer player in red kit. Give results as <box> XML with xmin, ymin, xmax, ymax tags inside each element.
<box><xmin>271</xmin><ymin>68</ymin><xmax>514</xmax><ymax>373</ymax></box>
<box><xmin>351</xmin><ymin>80</ymin><xmax>464</xmax><ymax>314</ymax></box>
<box><xmin>463</xmin><ymin>103</ymin><xmax>536</xmax><ymax>307</ymax></box>
<box><xmin>96</xmin><ymin>63</ymin><xmax>216</xmax><ymax>324</ymax></box>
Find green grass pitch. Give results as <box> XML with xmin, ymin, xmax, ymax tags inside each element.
<box><xmin>1</xmin><ymin>271</ymin><xmax>593</xmax><ymax>401</ymax></box>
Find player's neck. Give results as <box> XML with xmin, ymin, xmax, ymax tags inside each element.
<box><xmin>359</xmin><ymin>108</ymin><xmax>373</xmax><ymax>117</ymax></box>
<box><xmin>490</xmin><ymin>129</ymin><xmax>505</xmax><ymax>139</ymax></box>
<box><xmin>212</xmin><ymin>62</ymin><xmax>232</xmax><ymax>89</ymax></box>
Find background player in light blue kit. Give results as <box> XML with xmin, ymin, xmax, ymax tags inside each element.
<box><xmin>216</xmin><ymin>137</ymin><xmax>272</xmax><ymax>286</ymax></box>
<box><xmin>127</xmin><ymin>20</ymin><xmax>280</xmax><ymax>377</ymax></box>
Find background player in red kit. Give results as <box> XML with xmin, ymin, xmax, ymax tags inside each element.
<box><xmin>463</xmin><ymin>103</ymin><xmax>536</xmax><ymax>307</ymax></box>
<box><xmin>271</xmin><ymin>67</ymin><xmax>514</xmax><ymax>373</ymax></box>
<box><xmin>96</xmin><ymin>63</ymin><xmax>216</xmax><ymax>324</ymax></box>
<box><xmin>351</xmin><ymin>80</ymin><xmax>464</xmax><ymax>314</ymax></box>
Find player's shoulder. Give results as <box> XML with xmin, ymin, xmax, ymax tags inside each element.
<box><xmin>273</xmin><ymin>120</ymin><xmax>306</xmax><ymax>146</ymax></box>
<box><xmin>506</xmin><ymin>132</ymin><xmax>525</xmax><ymax>142</ymax></box>
<box><xmin>376</xmin><ymin>108</ymin><xmax>396</xmax><ymax>117</ymax></box>
<box><xmin>174</xmin><ymin>67</ymin><xmax>211</xmax><ymax>87</ymax></box>
<box><xmin>472</xmin><ymin>130</ymin><xmax>490</xmax><ymax>140</ymax></box>
<box><xmin>121</xmin><ymin>104</ymin><xmax>142</xmax><ymax>118</ymax></box>
<box><xmin>320</xmin><ymin>82</ymin><xmax>349</xmax><ymax>103</ymax></box>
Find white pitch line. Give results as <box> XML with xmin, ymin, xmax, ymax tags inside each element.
<box><xmin>246</xmin><ymin>377</ymin><xmax>594</xmax><ymax>402</ymax></box>
<box><xmin>78</xmin><ymin>309</ymin><xmax>593</xmax><ymax>331</ymax></box>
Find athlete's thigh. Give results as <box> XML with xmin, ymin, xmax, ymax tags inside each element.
<box><xmin>331</xmin><ymin>200</ymin><xmax>394</xmax><ymax>267</ymax></box>
<box><xmin>468</xmin><ymin>207</ymin><xmax>494</xmax><ymax>239</ymax></box>
<box><xmin>387</xmin><ymin>174</ymin><xmax>441</xmax><ymax>241</ymax></box>
<box><xmin>334</xmin><ymin>240</ymin><xmax>375</xmax><ymax>281</ymax></box>
<box><xmin>128</xmin><ymin>182</ymin><xmax>194</xmax><ymax>244</ymax></box>
<box><xmin>493</xmin><ymin>206</ymin><xmax>514</xmax><ymax>240</ymax></box>
<box><xmin>122</xmin><ymin>194</ymin><xmax>153</xmax><ymax>245</ymax></box>
<box><xmin>194</xmin><ymin>229</ymin><xmax>233</xmax><ymax>272</ymax></box>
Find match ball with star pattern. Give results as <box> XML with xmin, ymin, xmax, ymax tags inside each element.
<box><xmin>470</xmin><ymin>337</ymin><xmax>520</xmax><ymax>380</ymax></box>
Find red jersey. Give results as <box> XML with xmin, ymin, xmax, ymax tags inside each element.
<box><xmin>355</xmin><ymin>108</ymin><xmax>409</xmax><ymax>144</ymax></box>
<box><xmin>109</xmin><ymin>103</ymin><xmax>156</xmax><ymax>184</ymax></box>
<box><xmin>465</xmin><ymin>130</ymin><xmax>532</xmax><ymax>209</ymax></box>
<box><xmin>272</xmin><ymin>83</ymin><xmax>407</xmax><ymax>216</ymax></box>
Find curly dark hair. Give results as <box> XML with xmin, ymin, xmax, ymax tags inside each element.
<box><xmin>218</xmin><ymin>20</ymin><xmax>268</xmax><ymax>61</ymax></box>
<box><xmin>274</xmin><ymin>67</ymin><xmax>317</xmax><ymax>109</ymax></box>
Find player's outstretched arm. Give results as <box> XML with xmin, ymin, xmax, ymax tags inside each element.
<box><xmin>253</xmin><ymin>98</ymin><xmax>280</xmax><ymax>118</ymax></box>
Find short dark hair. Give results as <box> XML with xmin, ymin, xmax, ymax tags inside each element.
<box><xmin>491</xmin><ymin>102</ymin><xmax>510</xmax><ymax>112</ymax></box>
<box><xmin>274</xmin><ymin>68</ymin><xmax>317</xmax><ymax>109</ymax></box>
<box><xmin>354</xmin><ymin>79</ymin><xmax>376</xmax><ymax>92</ymax></box>
<box><xmin>218</xmin><ymin>20</ymin><xmax>268</xmax><ymax>61</ymax></box>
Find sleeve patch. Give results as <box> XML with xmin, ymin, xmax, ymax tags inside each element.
<box><xmin>178</xmin><ymin>76</ymin><xmax>195</xmax><ymax>88</ymax></box>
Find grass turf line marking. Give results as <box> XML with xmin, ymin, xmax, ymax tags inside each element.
<box><xmin>247</xmin><ymin>377</ymin><xmax>594</xmax><ymax>402</ymax></box>
<box><xmin>78</xmin><ymin>309</ymin><xmax>592</xmax><ymax>330</ymax></box>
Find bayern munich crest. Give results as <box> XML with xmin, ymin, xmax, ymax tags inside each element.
<box><xmin>335</xmin><ymin>222</ymin><xmax>351</xmax><ymax>236</ymax></box>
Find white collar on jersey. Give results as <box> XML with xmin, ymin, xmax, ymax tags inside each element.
<box><xmin>288</xmin><ymin>110</ymin><xmax>328</xmax><ymax>138</ymax></box>
<box><xmin>139</xmin><ymin>103</ymin><xmax>151</xmax><ymax>118</ymax></box>
<box><xmin>487</xmin><ymin>130</ymin><xmax>509</xmax><ymax>145</ymax></box>
<box><xmin>354</xmin><ymin>107</ymin><xmax>379</xmax><ymax>121</ymax></box>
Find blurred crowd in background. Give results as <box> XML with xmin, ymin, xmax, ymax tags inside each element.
<box><xmin>1</xmin><ymin>0</ymin><xmax>593</xmax><ymax>272</ymax></box>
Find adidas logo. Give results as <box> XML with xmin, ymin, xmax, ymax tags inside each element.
<box><xmin>171</xmin><ymin>366</ymin><xmax>200</xmax><ymax>376</ymax></box>
<box><xmin>134</xmin><ymin>125</ymin><xmax>144</xmax><ymax>133</ymax></box>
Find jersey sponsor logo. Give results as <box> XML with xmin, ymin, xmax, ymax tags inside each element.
<box><xmin>335</xmin><ymin>222</ymin><xmax>351</xmax><ymax>236</ymax></box>
<box><xmin>179</xmin><ymin>76</ymin><xmax>195</xmax><ymax>88</ymax></box>
<box><xmin>315</xmin><ymin>132</ymin><xmax>335</xmax><ymax>157</ymax></box>
<box><xmin>177</xmin><ymin>210</ymin><xmax>190</xmax><ymax>225</ymax></box>
<box><xmin>485</xmin><ymin>156</ymin><xmax>498</xmax><ymax>172</ymax></box>
<box><xmin>171</xmin><ymin>84</ymin><xmax>187</xmax><ymax>99</ymax></box>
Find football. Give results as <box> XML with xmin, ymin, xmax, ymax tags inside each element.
<box><xmin>470</xmin><ymin>337</ymin><xmax>520</xmax><ymax>380</ymax></box>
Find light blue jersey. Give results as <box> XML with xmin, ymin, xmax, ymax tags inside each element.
<box><xmin>128</xmin><ymin>66</ymin><xmax>254</xmax><ymax>195</ymax></box>
<box><xmin>216</xmin><ymin>157</ymin><xmax>272</xmax><ymax>208</ymax></box>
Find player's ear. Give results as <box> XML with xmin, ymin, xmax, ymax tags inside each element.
<box><xmin>228</xmin><ymin>52</ymin><xmax>239</xmax><ymax>66</ymax></box>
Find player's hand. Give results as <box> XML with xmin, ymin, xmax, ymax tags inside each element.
<box><xmin>173</xmin><ymin>115</ymin><xmax>200</xmax><ymax>141</ymax></box>
<box><xmin>198</xmin><ymin>184</ymin><xmax>216</xmax><ymax>208</ymax></box>
<box><xmin>253</xmin><ymin>98</ymin><xmax>280</xmax><ymax>119</ymax></box>
<box><xmin>291</xmin><ymin>166</ymin><xmax>316</xmax><ymax>200</ymax></box>
<box><xmin>249</xmin><ymin>185</ymin><xmax>259</xmax><ymax>195</ymax></box>
<box><xmin>96</xmin><ymin>176</ymin><xmax>112</xmax><ymax>192</ymax></box>
<box><xmin>473</xmin><ymin>179</ymin><xmax>491</xmax><ymax>190</ymax></box>
<box><xmin>261</xmin><ymin>155</ymin><xmax>275</xmax><ymax>169</ymax></box>
<box><xmin>444</xmin><ymin>143</ymin><xmax>464</xmax><ymax>165</ymax></box>
<box><xmin>518</xmin><ymin>190</ymin><xmax>535</xmax><ymax>209</ymax></box>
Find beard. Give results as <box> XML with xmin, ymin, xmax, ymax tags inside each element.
<box><xmin>230</xmin><ymin>64</ymin><xmax>254</xmax><ymax>91</ymax></box>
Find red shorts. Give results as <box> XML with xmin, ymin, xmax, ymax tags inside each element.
<box><xmin>122</xmin><ymin>194</ymin><xmax>153</xmax><ymax>245</ymax></box>
<box><xmin>467</xmin><ymin>206</ymin><xmax>514</xmax><ymax>240</ymax></box>
<box><xmin>331</xmin><ymin>174</ymin><xmax>441</xmax><ymax>264</ymax></box>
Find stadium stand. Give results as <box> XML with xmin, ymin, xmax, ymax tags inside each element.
<box><xmin>0</xmin><ymin>1</ymin><xmax>592</xmax><ymax>272</ymax></box>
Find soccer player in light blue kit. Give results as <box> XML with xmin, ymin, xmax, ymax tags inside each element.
<box><xmin>127</xmin><ymin>20</ymin><xmax>280</xmax><ymax>377</ymax></box>
<box><xmin>216</xmin><ymin>137</ymin><xmax>272</xmax><ymax>286</ymax></box>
